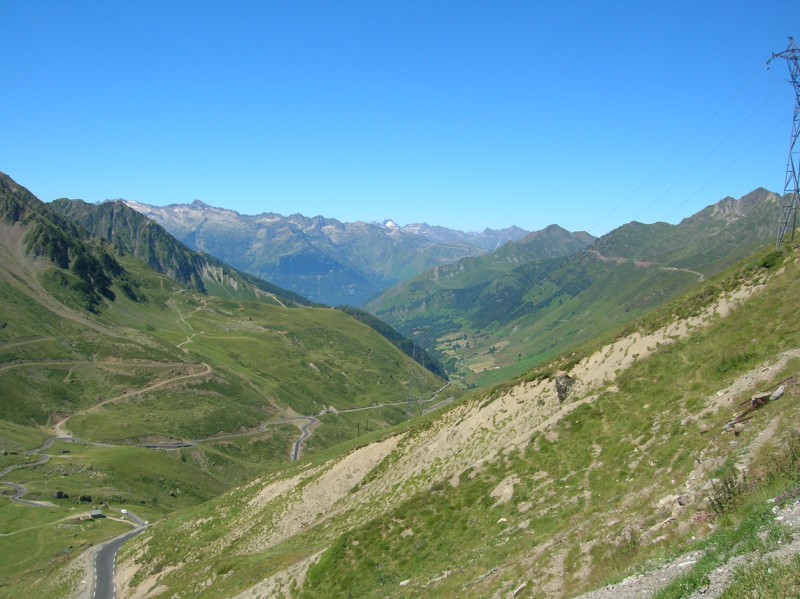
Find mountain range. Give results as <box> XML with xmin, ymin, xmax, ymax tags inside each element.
<box><xmin>367</xmin><ymin>188</ymin><xmax>781</xmax><ymax>385</ymax></box>
<box><xmin>48</xmin><ymin>197</ymin><xmax>314</xmax><ymax>307</ymax></box>
<box><xmin>122</xmin><ymin>199</ymin><xmax>535</xmax><ymax>306</ymax></box>
<box><xmin>91</xmin><ymin>187</ymin><xmax>782</xmax><ymax>388</ymax></box>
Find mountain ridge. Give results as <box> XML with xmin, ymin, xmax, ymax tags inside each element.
<box><xmin>48</xmin><ymin>198</ymin><xmax>314</xmax><ymax>308</ymax></box>
<box><xmin>0</xmin><ymin>173</ymin><xmax>132</xmax><ymax>312</ymax></box>
<box><xmin>122</xmin><ymin>199</ymin><xmax>552</xmax><ymax>306</ymax></box>
<box><xmin>367</xmin><ymin>188</ymin><xmax>780</xmax><ymax>384</ymax></box>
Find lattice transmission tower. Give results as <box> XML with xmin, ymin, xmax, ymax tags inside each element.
<box><xmin>770</xmin><ymin>37</ymin><xmax>800</xmax><ymax>248</ymax></box>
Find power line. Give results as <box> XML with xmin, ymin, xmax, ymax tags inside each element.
<box><xmin>587</xmin><ymin>66</ymin><xmax>767</xmax><ymax>235</ymax></box>
<box><xmin>770</xmin><ymin>37</ymin><xmax>800</xmax><ymax>248</ymax></box>
<box><xmin>630</xmin><ymin>84</ymin><xmax>786</xmax><ymax>224</ymax></box>
<box><xmin>659</xmin><ymin>115</ymin><xmax>789</xmax><ymax>222</ymax></box>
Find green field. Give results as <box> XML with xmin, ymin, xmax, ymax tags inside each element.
<box><xmin>0</xmin><ymin>501</ymin><xmax>130</xmax><ymax>598</ymax></box>
<box><xmin>0</xmin><ymin>237</ymin><xmax>447</xmax><ymax>597</ymax></box>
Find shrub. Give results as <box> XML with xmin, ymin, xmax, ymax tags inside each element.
<box><xmin>715</xmin><ymin>350</ymin><xmax>756</xmax><ymax>375</ymax></box>
<box><xmin>709</xmin><ymin>470</ymin><xmax>743</xmax><ymax>516</ymax></box>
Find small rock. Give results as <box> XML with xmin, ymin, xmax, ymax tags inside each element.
<box><xmin>555</xmin><ymin>374</ymin><xmax>575</xmax><ymax>402</ymax></box>
<box><xmin>677</xmin><ymin>495</ymin><xmax>689</xmax><ymax>506</ymax></box>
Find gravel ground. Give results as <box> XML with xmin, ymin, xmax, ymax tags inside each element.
<box><xmin>575</xmin><ymin>499</ymin><xmax>800</xmax><ymax>599</ymax></box>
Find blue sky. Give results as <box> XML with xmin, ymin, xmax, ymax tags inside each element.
<box><xmin>1</xmin><ymin>1</ymin><xmax>798</xmax><ymax>235</ymax></box>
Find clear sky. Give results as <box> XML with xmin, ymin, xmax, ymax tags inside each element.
<box><xmin>1</xmin><ymin>1</ymin><xmax>798</xmax><ymax>235</ymax></box>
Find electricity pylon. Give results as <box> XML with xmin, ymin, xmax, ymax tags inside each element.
<box><xmin>770</xmin><ymin>37</ymin><xmax>800</xmax><ymax>248</ymax></box>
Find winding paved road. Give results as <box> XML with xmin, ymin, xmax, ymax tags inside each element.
<box><xmin>92</xmin><ymin>510</ymin><xmax>148</xmax><ymax>599</ymax></box>
<box><xmin>0</xmin><ymin>438</ymin><xmax>60</xmax><ymax>506</ymax></box>
<box><xmin>0</xmin><ymin>441</ymin><xmax>148</xmax><ymax>598</ymax></box>
<box><xmin>288</xmin><ymin>417</ymin><xmax>318</xmax><ymax>461</ymax></box>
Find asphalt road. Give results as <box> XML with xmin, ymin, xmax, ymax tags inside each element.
<box><xmin>290</xmin><ymin>417</ymin><xmax>318</xmax><ymax>461</ymax></box>
<box><xmin>93</xmin><ymin>512</ymin><xmax>148</xmax><ymax>599</ymax></box>
<box><xmin>0</xmin><ymin>447</ymin><xmax>52</xmax><ymax>506</ymax></box>
<box><xmin>4</xmin><ymin>480</ymin><xmax>47</xmax><ymax>507</ymax></box>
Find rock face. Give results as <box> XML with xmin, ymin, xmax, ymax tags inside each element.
<box><xmin>47</xmin><ymin>198</ymin><xmax>312</xmax><ymax>307</ymax></box>
<box><xmin>555</xmin><ymin>374</ymin><xmax>575</xmax><ymax>402</ymax></box>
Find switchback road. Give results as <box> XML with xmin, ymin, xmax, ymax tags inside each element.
<box><xmin>288</xmin><ymin>417</ymin><xmax>318</xmax><ymax>461</ymax></box>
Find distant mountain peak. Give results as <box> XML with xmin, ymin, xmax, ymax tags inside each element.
<box><xmin>481</xmin><ymin>224</ymin><xmax>527</xmax><ymax>235</ymax></box>
<box><xmin>123</xmin><ymin>200</ymin><xmax>495</xmax><ymax>306</ymax></box>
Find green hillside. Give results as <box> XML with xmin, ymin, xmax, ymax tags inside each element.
<box><xmin>50</xmin><ymin>198</ymin><xmax>314</xmax><ymax>307</ymax></box>
<box><xmin>113</xmin><ymin>239</ymin><xmax>800</xmax><ymax>599</ymax></box>
<box><xmin>0</xmin><ymin>175</ymin><xmax>445</xmax><ymax>442</ymax></box>
<box><xmin>335</xmin><ymin>305</ymin><xmax>448</xmax><ymax>378</ymax></box>
<box><xmin>367</xmin><ymin>189</ymin><xmax>779</xmax><ymax>386</ymax></box>
<box><xmin>1</xmin><ymin>174</ymin><xmax>132</xmax><ymax>312</ymax></box>
<box><xmin>0</xmin><ymin>173</ymin><xmax>449</xmax><ymax>597</ymax></box>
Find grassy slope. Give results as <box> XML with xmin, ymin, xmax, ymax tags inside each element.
<box><xmin>1</xmin><ymin>253</ymin><xmax>443</xmax><ymax>439</ymax></box>
<box><xmin>299</xmin><ymin>244</ymin><xmax>800</xmax><ymax>597</ymax></box>
<box><xmin>368</xmin><ymin>192</ymin><xmax>777</xmax><ymax>387</ymax></box>
<box><xmin>0</xmin><ymin>245</ymin><xmax>445</xmax><ymax>596</ymax></box>
<box><xmin>118</xmin><ymin>242</ymin><xmax>800</xmax><ymax>598</ymax></box>
<box><xmin>0</xmin><ymin>501</ymin><xmax>131</xmax><ymax>598</ymax></box>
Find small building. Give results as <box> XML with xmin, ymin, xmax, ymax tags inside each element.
<box><xmin>89</xmin><ymin>509</ymin><xmax>105</xmax><ymax>519</ymax></box>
